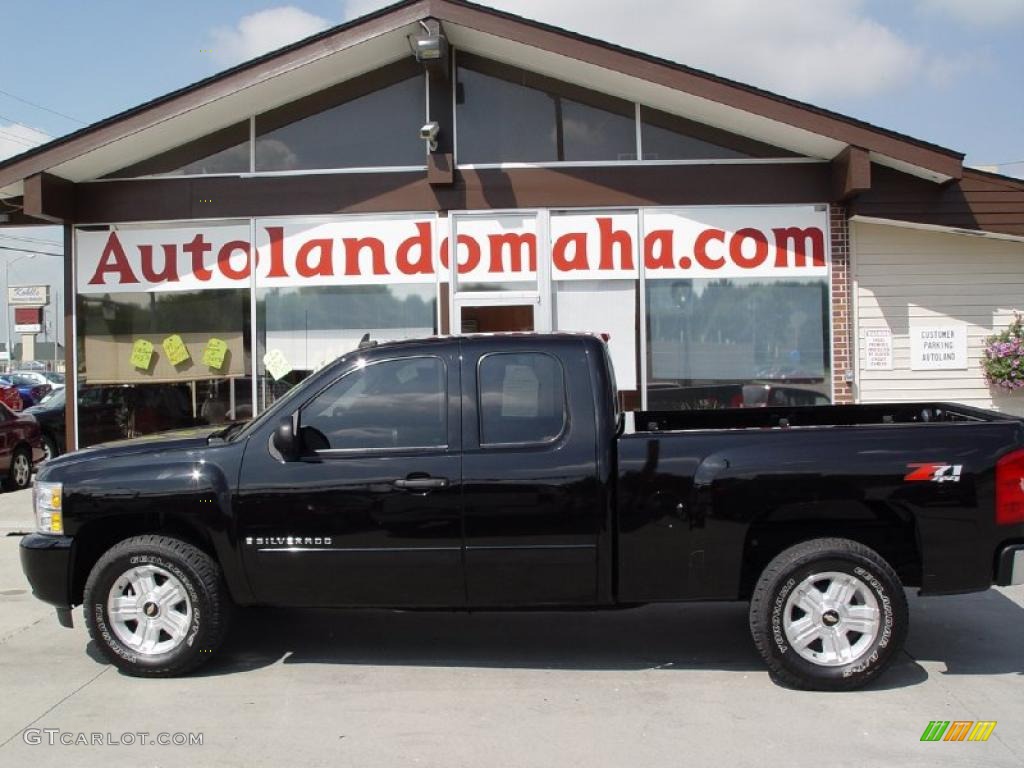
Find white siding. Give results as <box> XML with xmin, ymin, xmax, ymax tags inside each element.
<box><xmin>852</xmin><ymin>222</ymin><xmax>1024</xmax><ymax>416</ymax></box>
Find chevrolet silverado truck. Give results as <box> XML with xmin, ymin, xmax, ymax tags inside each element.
<box><xmin>20</xmin><ymin>334</ymin><xmax>1024</xmax><ymax>689</ymax></box>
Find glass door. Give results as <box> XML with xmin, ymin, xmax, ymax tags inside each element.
<box><xmin>443</xmin><ymin>211</ymin><xmax>552</xmax><ymax>335</ymax></box>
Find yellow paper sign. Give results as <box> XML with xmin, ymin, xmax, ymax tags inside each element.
<box><xmin>262</xmin><ymin>349</ymin><xmax>292</xmax><ymax>381</ymax></box>
<box><xmin>202</xmin><ymin>338</ymin><xmax>228</xmax><ymax>369</ymax></box>
<box><xmin>162</xmin><ymin>334</ymin><xmax>190</xmax><ymax>366</ymax></box>
<box><xmin>130</xmin><ymin>339</ymin><xmax>154</xmax><ymax>370</ymax></box>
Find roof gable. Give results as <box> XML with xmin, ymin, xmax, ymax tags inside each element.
<box><xmin>0</xmin><ymin>0</ymin><xmax>964</xmax><ymax>198</ymax></box>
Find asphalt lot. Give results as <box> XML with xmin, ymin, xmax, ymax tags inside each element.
<box><xmin>0</xmin><ymin>487</ymin><xmax>1021</xmax><ymax>768</ymax></box>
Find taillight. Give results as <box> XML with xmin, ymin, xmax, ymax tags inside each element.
<box><xmin>996</xmin><ymin>449</ymin><xmax>1024</xmax><ymax>525</ymax></box>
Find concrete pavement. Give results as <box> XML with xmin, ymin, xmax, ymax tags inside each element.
<box><xmin>0</xmin><ymin>487</ymin><xmax>1021</xmax><ymax>768</ymax></box>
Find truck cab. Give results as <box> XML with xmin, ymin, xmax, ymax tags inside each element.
<box><xmin>238</xmin><ymin>334</ymin><xmax>614</xmax><ymax>608</ymax></box>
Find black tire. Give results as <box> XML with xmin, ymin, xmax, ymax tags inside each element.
<box><xmin>83</xmin><ymin>534</ymin><xmax>230</xmax><ymax>677</ymax></box>
<box><xmin>749</xmin><ymin>538</ymin><xmax>908</xmax><ymax>691</ymax></box>
<box><xmin>41</xmin><ymin>433</ymin><xmax>59</xmax><ymax>462</ymax></box>
<box><xmin>5</xmin><ymin>446</ymin><xmax>32</xmax><ymax>490</ymax></box>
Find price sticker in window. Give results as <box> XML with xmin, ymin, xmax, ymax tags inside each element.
<box><xmin>162</xmin><ymin>334</ymin><xmax>191</xmax><ymax>366</ymax></box>
<box><xmin>263</xmin><ymin>349</ymin><xmax>292</xmax><ymax>381</ymax></box>
<box><xmin>202</xmin><ymin>338</ymin><xmax>228</xmax><ymax>370</ymax></box>
<box><xmin>130</xmin><ymin>339</ymin><xmax>154</xmax><ymax>370</ymax></box>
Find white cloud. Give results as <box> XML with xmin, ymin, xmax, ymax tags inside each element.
<box><xmin>0</xmin><ymin>122</ymin><xmax>50</xmax><ymax>162</ymax></box>
<box><xmin>210</xmin><ymin>6</ymin><xmax>330</xmax><ymax>66</ymax></box>
<box><xmin>918</xmin><ymin>0</ymin><xmax>1024</xmax><ymax>26</ymax></box>
<box><xmin>344</xmin><ymin>0</ymin><xmax>972</xmax><ymax>101</ymax></box>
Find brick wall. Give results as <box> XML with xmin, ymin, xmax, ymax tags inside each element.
<box><xmin>830</xmin><ymin>204</ymin><xmax>853</xmax><ymax>404</ymax></box>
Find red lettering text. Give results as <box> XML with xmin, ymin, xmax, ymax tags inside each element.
<box><xmin>264</xmin><ymin>226</ymin><xmax>289</xmax><ymax>278</ymax></box>
<box><xmin>730</xmin><ymin>228</ymin><xmax>769</xmax><ymax>269</ymax></box>
<box><xmin>139</xmin><ymin>244</ymin><xmax>178</xmax><ymax>283</ymax></box>
<box><xmin>296</xmin><ymin>239</ymin><xmax>334</xmax><ymax>278</ymax></box>
<box><xmin>487</xmin><ymin>233</ymin><xmax>537</xmax><ymax>274</ymax></box>
<box><xmin>183</xmin><ymin>234</ymin><xmax>213</xmax><ymax>281</ymax></box>
<box><xmin>396</xmin><ymin>222</ymin><xmax>434</xmax><ymax>276</ymax></box>
<box><xmin>597</xmin><ymin>218</ymin><xmax>634</xmax><ymax>271</ymax></box>
<box><xmin>644</xmin><ymin>230</ymin><xmax>674</xmax><ymax>270</ymax></box>
<box><xmin>439</xmin><ymin>235</ymin><xmax>481</xmax><ymax>275</ymax></box>
<box><xmin>694</xmin><ymin>229</ymin><xmax>726</xmax><ymax>270</ymax></box>
<box><xmin>772</xmin><ymin>227</ymin><xmax>826</xmax><ymax>268</ymax></box>
<box><xmin>88</xmin><ymin>232</ymin><xmax>139</xmax><ymax>286</ymax></box>
<box><xmin>217</xmin><ymin>240</ymin><xmax>251</xmax><ymax>280</ymax></box>
<box><xmin>343</xmin><ymin>237</ymin><xmax>388</xmax><ymax>276</ymax></box>
<box><xmin>552</xmin><ymin>232</ymin><xmax>588</xmax><ymax>272</ymax></box>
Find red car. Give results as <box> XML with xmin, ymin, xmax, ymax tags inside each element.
<box><xmin>0</xmin><ymin>403</ymin><xmax>44</xmax><ymax>490</ymax></box>
<box><xmin>0</xmin><ymin>383</ymin><xmax>23</xmax><ymax>411</ymax></box>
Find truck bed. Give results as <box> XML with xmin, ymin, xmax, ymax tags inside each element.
<box><xmin>616</xmin><ymin>400</ymin><xmax>1023</xmax><ymax>603</ymax></box>
<box><xmin>629</xmin><ymin>402</ymin><xmax>1017</xmax><ymax>433</ymax></box>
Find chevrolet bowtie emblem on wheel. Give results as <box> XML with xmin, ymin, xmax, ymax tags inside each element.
<box><xmin>904</xmin><ymin>463</ymin><xmax>964</xmax><ymax>483</ymax></box>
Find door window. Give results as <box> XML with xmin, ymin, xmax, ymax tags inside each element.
<box><xmin>478</xmin><ymin>352</ymin><xmax>567</xmax><ymax>445</ymax></box>
<box><xmin>299</xmin><ymin>356</ymin><xmax>447</xmax><ymax>451</ymax></box>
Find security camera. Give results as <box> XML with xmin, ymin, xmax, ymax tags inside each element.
<box><xmin>420</xmin><ymin>121</ymin><xmax>439</xmax><ymax>151</ymax></box>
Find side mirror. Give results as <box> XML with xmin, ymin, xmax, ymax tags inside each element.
<box><xmin>272</xmin><ymin>415</ymin><xmax>301</xmax><ymax>461</ymax></box>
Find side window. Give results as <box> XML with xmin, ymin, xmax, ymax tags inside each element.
<box><xmin>478</xmin><ymin>352</ymin><xmax>567</xmax><ymax>445</ymax></box>
<box><xmin>300</xmin><ymin>357</ymin><xmax>447</xmax><ymax>451</ymax></box>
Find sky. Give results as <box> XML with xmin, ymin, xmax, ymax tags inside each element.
<box><xmin>1</xmin><ymin>0</ymin><xmax>1022</xmax><ymax>347</ymax></box>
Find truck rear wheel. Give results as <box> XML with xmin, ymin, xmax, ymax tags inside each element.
<box><xmin>749</xmin><ymin>538</ymin><xmax>907</xmax><ymax>691</ymax></box>
<box><xmin>83</xmin><ymin>534</ymin><xmax>230</xmax><ymax>677</ymax></box>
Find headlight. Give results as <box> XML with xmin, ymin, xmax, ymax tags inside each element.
<box><xmin>33</xmin><ymin>481</ymin><xmax>63</xmax><ymax>534</ymax></box>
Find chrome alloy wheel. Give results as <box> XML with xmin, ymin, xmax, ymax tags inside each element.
<box><xmin>107</xmin><ymin>564</ymin><xmax>193</xmax><ymax>656</ymax></box>
<box><xmin>782</xmin><ymin>571</ymin><xmax>881</xmax><ymax>667</ymax></box>
<box><xmin>12</xmin><ymin>453</ymin><xmax>30</xmax><ymax>487</ymax></box>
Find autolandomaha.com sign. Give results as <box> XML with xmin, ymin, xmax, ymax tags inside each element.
<box><xmin>76</xmin><ymin>206</ymin><xmax>829</xmax><ymax>294</ymax></box>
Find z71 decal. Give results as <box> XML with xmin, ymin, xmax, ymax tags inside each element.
<box><xmin>905</xmin><ymin>463</ymin><xmax>964</xmax><ymax>483</ymax></box>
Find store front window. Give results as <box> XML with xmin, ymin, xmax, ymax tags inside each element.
<box><xmin>75</xmin><ymin>220</ymin><xmax>254</xmax><ymax>447</ymax></box>
<box><xmin>255</xmin><ymin>62</ymin><xmax>426</xmax><ymax>171</ymax></box>
<box><xmin>646</xmin><ymin>277</ymin><xmax>830</xmax><ymax>409</ymax></box>
<box><xmin>639</xmin><ymin>106</ymin><xmax>797</xmax><ymax>161</ymax></box>
<box><xmin>72</xmin><ymin>205</ymin><xmax>831</xmax><ymax>448</ymax></box>
<box><xmin>105</xmin><ymin>122</ymin><xmax>251</xmax><ymax>178</ymax></box>
<box><xmin>251</xmin><ymin>214</ymin><xmax>440</xmax><ymax>408</ymax></box>
<box><xmin>456</xmin><ymin>54</ymin><xmax>637</xmax><ymax>164</ymax></box>
<box><xmin>255</xmin><ymin>283</ymin><xmax>437</xmax><ymax>409</ymax></box>
<box><xmin>76</xmin><ymin>287</ymin><xmax>251</xmax><ymax>447</ymax></box>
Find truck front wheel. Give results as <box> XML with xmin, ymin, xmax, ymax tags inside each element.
<box><xmin>749</xmin><ymin>538</ymin><xmax>908</xmax><ymax>691</ymax></box>
<box><xmin>83</xmin><ymin>535</ymin><xmax>230</xmax><ymax>677</ymax></box>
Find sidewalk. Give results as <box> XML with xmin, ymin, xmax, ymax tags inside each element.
<box><xmin>0</xmin><ymin>487</ymin><xmax>33</xmax><ymax>534</ymax></box>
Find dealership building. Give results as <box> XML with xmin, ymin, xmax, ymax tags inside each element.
<box><xmin>0</xmin><ymin>0</ymin><xmax>1023</xmax><ymax>451</ymax></box>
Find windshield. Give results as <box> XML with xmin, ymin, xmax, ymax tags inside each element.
<box><xmin>44</xmin><ymin>372</ymin><xmax>65</xmax><ymax>384</ymax></box>
<box><xmin>38</xmin><ymin>388</ymin><xmax>65</xmax><ymax>407</ymax></box>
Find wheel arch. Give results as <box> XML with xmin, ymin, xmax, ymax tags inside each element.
<box><xmin>70</xmin><ymin>512</ymin><xmax>221</xmax><ymax>605</ymax></box>
<box><xmin>739</xmin><ymin>516</ymin><xmax>921</xmax><ymax>599</ymax></box>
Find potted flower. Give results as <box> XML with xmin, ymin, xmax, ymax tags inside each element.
<box><xmin>983</xmin><ymin>313</ymin><xmax>1024</xmax><ymax>392</ymax></box>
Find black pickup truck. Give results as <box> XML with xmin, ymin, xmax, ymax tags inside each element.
<box><xmin>20</xmin><ymin>334</ymin><xmax>1024</xmax><ymax>689</ymax></box>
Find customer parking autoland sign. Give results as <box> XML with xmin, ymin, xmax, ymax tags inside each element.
<box><xmin>910</xmin><ymin>325</ymin><xmax>968</xmax><ymax>370</ymax></box>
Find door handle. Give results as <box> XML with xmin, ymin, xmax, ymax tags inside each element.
<box><xmin>393</xmin><ymin>476</ymin><xmax>448</xmax><ymax>491</ymax></box>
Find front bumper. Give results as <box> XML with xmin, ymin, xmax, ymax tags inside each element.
<box><xmin>19</xmin><ymin>533</ymin><xmax>73</xmax><ymax>607</ymax></box>
<box><xmin>996</xmin><ymin>544</ymin><xmax>1024</xmax><ymax>587</ymax></box>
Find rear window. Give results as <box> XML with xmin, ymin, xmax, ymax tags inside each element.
<box><xmin>478</xmin><ymin>352</ymin><xmax>567</xmax><ymax>445</ymax></box>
